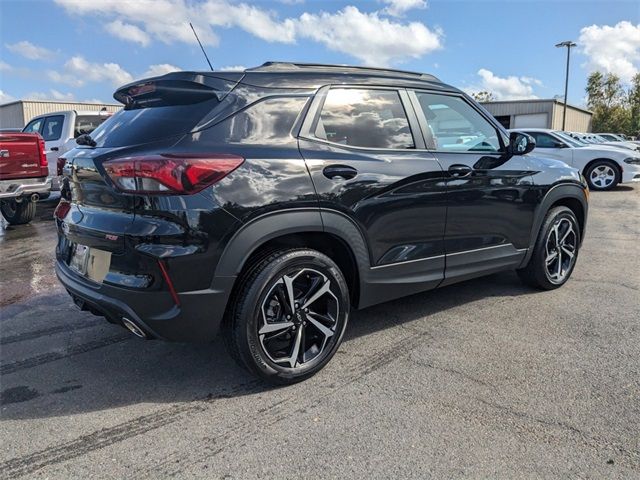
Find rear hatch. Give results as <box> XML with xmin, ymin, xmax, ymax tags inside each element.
<box><xmin>0</xmin><ymin>133</ymin><xmax>47</xmax><ymax>180</ymax></box>
<box><xmin>59</xmin><ymin>71</ymin><xmax>243</xmax><ymax>253</ymax></box>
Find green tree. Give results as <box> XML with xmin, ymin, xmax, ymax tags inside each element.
<box><xmin>585</xmin><ymin>72</ymin><xmax>632</xmax><ymax>135</ymax></box>
<box><xmin>472</xmin><ymin>91</ymin><xmax>495</xmax><ymax>102</ymax></box>
<box><xmin>629</xmin><ymin>73</ymin><xmax>640</xmax><ymax>137</ymax></box>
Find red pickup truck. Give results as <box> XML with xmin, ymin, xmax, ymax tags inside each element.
<box><xmin>0</xmin><ymin>132</ymin><xmax>51</xmax><ymax>225</ymax></box>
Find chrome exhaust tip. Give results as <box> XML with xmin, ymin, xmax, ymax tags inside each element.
<box><xmin>30</xmin><ymin>193</ymin><xmax>40</xmax><ymax>202</ymax></box>
<box><xmin>121</xmin><ymin>317</ymin><xmax>147</xmax><ymax>338</ymax></box>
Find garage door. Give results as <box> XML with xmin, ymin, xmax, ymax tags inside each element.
<box><xmin>513</xmin><ymin>113</ymin><xmax>548</xmax><ymax>128</ymax></box>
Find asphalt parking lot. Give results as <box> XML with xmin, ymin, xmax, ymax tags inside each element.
<box><xmin>1</xmin><ymin>186</ymin><xmax>639</xmax><ymax>479</ymax></box>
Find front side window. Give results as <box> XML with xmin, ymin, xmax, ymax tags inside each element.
<box><xmin>41</xmin><ymin>115</ymin><xmax>65</xmax><ymax>141</ymax></box>
<box><xmin>414</xmin><ymin>92</ymin><xmax>502</xmax><ymax>152</ymax></box>
<box><xmin>314</xmin><ymin>88</ymin><xmax>414</xmax><ymax>149</ymax></box>
<box><xmin>527</xmin><ymin>132</ymin><xmax>563</xmax><ymax>148</ymax></box>
<box><xmin>23</xmin><ymin>118</ymin><xmax>43</xmax><ymax>134</ymax></box>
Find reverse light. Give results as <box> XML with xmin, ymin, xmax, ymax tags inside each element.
<box><xmin>103</xmin><ymin>153</ymin><xmax>244</xmax><ymax>195</ymax></box>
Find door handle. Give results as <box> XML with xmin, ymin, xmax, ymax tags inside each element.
<box><xmin>50</xmin><ymin>147</ymin><xmax>59</xmax><ymax>151</ymax></box>
<box><xmin>323</xmin><ymin>165</ymin><xmax>358</xmax><ymax>180</ymax></box>
<box><xmin>448</xmin><ymin>164</ymin><xmax>472</xmax><ymax>178</ymax></box>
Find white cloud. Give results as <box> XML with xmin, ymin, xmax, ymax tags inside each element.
<box><xmin>465</xmin><ymin>69</ymin><xmax>539</xmax><ymax>100</ymax></box>
<box><xmin>0</xmin><ymin>90</ymin><xmax>15</xmax><ymax>104</ymax></box>
<box><xmin>54</xmin><ymin>0</ymin><xmax>442</xmax><ymax>66</ymax></box>
<box><xmin>105</xmin><ymin>20</ymin><xmax>151</xmax><ymax>47</ymax></box>
<box><xmin>219</xmin><ymin>65</ymin><xmax>247</xmax><ymax>72</ymax></box>
<box><xmin>5</xmin><ymin>40</ymin><xmax>53</xmax><ymax>60</ymax></box>
<box><xmin>143</xmin><ymin>63</ymin><xmax>182</xmax><ymax>77</ymax></box>
<box><xmin>297</xmin><ymin>7</ymin><xmax>442</xmax><ymax>65</ymax></box>
<box><xmin>382</xmin><ymin>0</ymin><xmax>427</xmax><ymax>17</ymax></box>
<box><xmin>25</xmin><ymin>89</ymin><xmax>76</xmax><ymax>101</ymax></box>
<box><xmin>579</xmin><ymin>21</ymin><xmax>640</xmax><ymax>83</ymax></box>
<box><xmin>48</xmin><ymin>56</ymin><xmax>133</xmax><ymax>87</ymax></box>
<box><xmin>0</xmin><ymin>61</ymin><xmax>13</xmax><ymax>72</ymax></box>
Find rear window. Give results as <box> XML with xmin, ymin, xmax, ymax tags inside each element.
<box><xmin>91</xmin><ymin>79</ymin><xmax>231</xmax><ymax>148</ymax></box>
<box><xmin>74</xmin><ymin>115</ymin><xmax>109</xmax><ymax>138</ymax></box>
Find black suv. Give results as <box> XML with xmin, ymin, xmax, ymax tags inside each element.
<box><xmin>56</xmin><ymin>62</ymin><xmax>588</xmax><ymax>383</ymax></box>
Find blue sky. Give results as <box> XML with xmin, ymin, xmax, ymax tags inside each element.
<box><xmin>1</xmin><ymin>0</ymin><xmax>638</xmax><ymax>106</ymax></box>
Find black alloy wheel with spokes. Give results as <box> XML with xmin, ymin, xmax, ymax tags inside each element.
<box><xmin>224</xmin><ymin>249</ymin><xmax>350</xmax><ymax>384</ymax></box>
<box><xmin>517</xmin><ymin>206</ymin><xmax>581</xmax><ymax>290</ymax></box>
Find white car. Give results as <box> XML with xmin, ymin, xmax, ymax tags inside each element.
<box><xmin>22</xmin><ymin>110</ymin><xmax>112</xmax><ymax>189</ymax></box>
<box><xmin>510</xmin><ymin>128</ymin><xmax>640</xmax><ymax>191</ymax></box>
<box><xmin>568</xmin><ymin>132</ymin><xmax>640</xmax><ymax>152</ymax></box>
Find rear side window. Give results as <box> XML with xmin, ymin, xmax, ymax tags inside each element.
<box><xmin>42</xmin><ymin>115</ymin><xmax>64</xmax><ymax>141</ymax></box>
<box><xmin>74</xmin><ymin>115</ymin><xmax>108</xmax><ymax>138</ymax></box>
<box><xmin>314</xmin><ymin>88</ymin><xmax>414</xmax><ymax>149</ymax></box>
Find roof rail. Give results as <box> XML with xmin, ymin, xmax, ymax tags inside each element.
<box><xmin>246</xmin><ymin>62</ymin><xmax>440</xmax><ymax>82</ymax></box>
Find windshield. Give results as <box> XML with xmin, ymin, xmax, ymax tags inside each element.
<box><xmin>554</xmin><ymin>131</ymin><xmax>584</xmax><ymax>148</ymax></box>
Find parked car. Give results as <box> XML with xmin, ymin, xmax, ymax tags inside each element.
<box><xmin>22</xmin><ymin>109</ymin><xmax>113</xmax><ymax>190</ymax></box>
<box><xmin>567</xmin><ymin>132</ymin><xmax>640</xmax><ymax>152</ymax></box>
<box><xmin>0</xmin><ymin>132</ymin><xmax>50</xmax><ymax>224</ymax></box>
<box><xmin>597</xmin><ymin>132</ymin><xmax>640</xmax><ymax>147</ymax></box>
<box><xmin>55</xmin><ymin>63</ymin><xmax>589</xmax><ymax>384</ymax></box>
<box><xmin>510</xmin><ymin>128</ymin><xmax>640</xmax><ymax>190</ymax></box>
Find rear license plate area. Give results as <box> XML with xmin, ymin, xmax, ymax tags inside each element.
<box><xmin>67</xmin><ymin>242</ymin><xmax>111</xmax><ymax>283</ymax></box>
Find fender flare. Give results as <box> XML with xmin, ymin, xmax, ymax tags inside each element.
<box><xmin>214</xmin><ymin>208</ymin><xmax>372</xmax><ymax>281</ymax></box>
<box><xmin>519</xmin><ymin>182</ymin><xmax>588</xmax><ymax>267</ymax></box>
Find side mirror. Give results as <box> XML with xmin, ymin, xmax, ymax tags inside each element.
<box><xmin>509</xmin><ymin>132</ymin><xmax>536</xmax><ymax>155</ymax></box>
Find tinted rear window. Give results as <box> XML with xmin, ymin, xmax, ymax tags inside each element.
<box><xmin>91</xmin><ymin>79</ymin><xmax>229</xmax><ymax>147</ymax></box>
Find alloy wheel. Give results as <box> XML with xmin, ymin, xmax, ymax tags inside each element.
<box><xmin>589</xmin><ymin>165</ymin><xmax>616</xmax><ymax>189</ymax></box>
<box><xmin>544</xmin><ymin>217</ymin><xmax>577</xmax><ymax>284</ymax></box>
<box><xmin>258</xmin><ymin>268</ymin><xmax>340</xmax><ymax>369</ymax></box>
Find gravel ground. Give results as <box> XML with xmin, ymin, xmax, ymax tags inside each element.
<box><xmin>1</xmin><ymin>185</ymin><xmax>639</xmax><ymax>479</ymax></box>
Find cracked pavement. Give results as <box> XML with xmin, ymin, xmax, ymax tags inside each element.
<box><xmin>1</xmin><ymin>186</ymin><xmax>639</xmax><ymax>479</ymax></box>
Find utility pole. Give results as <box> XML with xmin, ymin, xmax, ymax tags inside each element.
<box><xmin>555</xmin><ymin>41</ymin><xmax>576</xmax><ymax>131</ymax></box>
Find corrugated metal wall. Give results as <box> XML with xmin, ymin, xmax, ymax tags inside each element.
<box><xmin>481</xmin><ymin>100</ymin><xmax>592</xmax><ymax>132</ymax></box>
<box><xmin>482</xmin><ymin>100</ymin><xmax>555</xmax><ymax>118</ymax></box>
<box><xmin>0</xmin><ymin>103</ymin><xmax>27</xmax><ymax>128</ymax></box>
<box><xmin>1</xmin><ymin>101</ymin><xmax>122</xmax><ymax>128</ymax></box>
<box><xmin>550</xmin><ymin>103</ymin><xmax>593</xmax><ymax>132</ymax></box>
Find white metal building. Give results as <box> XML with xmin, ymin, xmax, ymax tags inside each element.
<box><xmin>0</xmin><ymin>100</ymin><xmax>122</xmax><ymax>129</ymax></box>
<box><xmin>481</xmin><ymin>99</ymin><xmax>593</xmax><ymax>132</ymax></box>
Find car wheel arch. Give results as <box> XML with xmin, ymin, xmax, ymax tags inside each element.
<box><xmin>214</xmin><ymin>208</ymin><xmax>370</xmax><ymax>306</ymax></box>
<box><xmin>582</xmin><ymin>158</ymin><xmax>622</xmax><ymax>179</ymax></box>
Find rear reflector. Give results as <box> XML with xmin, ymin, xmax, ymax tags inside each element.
<box><xmin>158</xmin><ymin>259</ymin><xmax>180</xmax><ymax>306</ymax></box>
<box><xmin>103</xmin><ymin>153</ymin><xmax>244</xmax><ymax>195</ymax></box>
<box><xmin>54</xmin><ymin>200</ymin><xmax>71</xmax><ymax>219</ymax></box>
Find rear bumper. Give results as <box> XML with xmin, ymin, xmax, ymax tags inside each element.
<box><xmin>0</xmin><ymin>176</ymin><xmax>51</xmax><ymax>199</ymax></box>
<box><xmin>56</xmin><ymin>260</ymin><xmax>236</xmax><ymax>342</ymax></box>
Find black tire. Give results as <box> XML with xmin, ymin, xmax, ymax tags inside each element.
<box><xmin>224</xmin><ymin>248</ymin><xmax>350</xmax><ymax>385</ymax></box>
<box><xmin>0</xmin><ymin>199</ymin><xmax>36</xmax><ymax>225</ymax></box>
<box><xmin>517</xmin><ymin>206</ymin><xmax>580</xmax><ymax>290</ymax></box>
<box><xmin>584</xmin><ymin>160</ymin><xmax>620</xmax><ymax>191</ymax></box>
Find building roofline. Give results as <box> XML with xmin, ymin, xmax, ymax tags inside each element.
<box><xmin>0</xmin><ymin>99</ymin><xmax>121</xmax><ymax>108</ymax></box>
<box><xmin>480</xmin><ymin>98</ymin><xmax>592</xmax><ymax>114</ymax></box>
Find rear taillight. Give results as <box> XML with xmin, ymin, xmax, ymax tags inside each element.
<box><xmin>54</xmin><ymin>200</ymin><xmax>71</xmax><ymax>220</ymax></box>
<box><xmin>103</xmin><ymin>153</ymin><xmax>244</xmax><ymax>195</ymax></box>
<box><xmin>37</xmin><ymin>136</ymin><xmax>47</xmax><ymax>168</ymax></box>
<box><xmin>57</xmin><ymin>157</ymin><xmax>67</xmax><ymax>176</ymax></box>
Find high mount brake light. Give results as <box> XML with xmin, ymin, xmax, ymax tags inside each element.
<box><xmin>103</xmin><ymin>153</ymin><xmax>244</xmax><ymax>195</ymax></box>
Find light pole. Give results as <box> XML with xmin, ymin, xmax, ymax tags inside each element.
<box><xmin>555</xmin><ymin>40</ymin><xmax>577</xmax><ymax>131</ymax></box>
